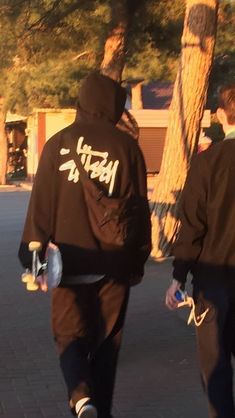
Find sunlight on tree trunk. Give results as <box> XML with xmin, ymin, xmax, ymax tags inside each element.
<box><xmin>0</xmin><ymin>97</ymin><xmax>7</xmax><ymax>185</ymax></box>
<box><xmin>100</xmin><ymin>0</ymin><xmax>129</xmax><ymax>82</ymax></box>
<box><xmin>130</xmin><ymin>80</ymin><xmax>144</xmax><ymax>110</ymax></box>
<box><xmin>100</xmin><ymin>0</ymin><xmax>140</xmax><ymax>140</ymax></box>
<box><xmin>151</xmin><ymin>0</ymin><xmax>219</xmax><ymax>259</ymax></box>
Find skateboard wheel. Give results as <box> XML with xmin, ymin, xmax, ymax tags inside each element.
<box><xmin>28</xmin><ymin>241</ymin><xmax>42</xmax><ymax>252</ymax></box>
<box><xmin>26</xmin><ymin>281</ymin><xmax>39</xmax><ymax>291</ymax></box>
<box><xmin>21</xmin><ymin>272</ymin><xmax>33</xmax><ymax>283</ymax></box>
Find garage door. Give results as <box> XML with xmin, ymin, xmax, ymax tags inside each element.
<box><xmin>138</xmin><ymin>127</ymin><xmax>166</xmax><ymax>173</ymax></box>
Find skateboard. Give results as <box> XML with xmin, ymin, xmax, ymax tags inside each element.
<box><xmin>21</xmin><ymin>241</ymin><xmax>62</xmax><ymax>292</ymax></box>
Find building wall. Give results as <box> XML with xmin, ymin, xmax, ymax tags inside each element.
<box><xmin>27</xmin><ymin>109</ymin><xmax>76</xmax><ymax>178</ymax></box>
<box><xmin>26</xmin><ymin>108</ymin><xmax>210</xmax><ymax>177</ymax></box>
<box><xmin>131</xmin><ymin>109</ymin><xmax>210</xmax><ymax>173</ymax></box>
<box><xmin>45</xmin><ymin>110</ymin><xmax>76</xmax><ymax>140</ymax></box>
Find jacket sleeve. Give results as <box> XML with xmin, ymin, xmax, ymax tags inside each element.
<box><xmin>172</xmin><ymin>155</ymin><xmax>208</xmax><ymax>284</ymax></box>
<box><xmin>133</xmin><ymin>144</ymin><xmax>152</xmax><ymax>262</ymax></box>
<box><xmin>18</xmin><ymin>140</ymin><xmax>56</xmax><ymax>268</ymax></box>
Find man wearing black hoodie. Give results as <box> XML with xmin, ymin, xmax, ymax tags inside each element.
<box><xmin>18</xmin><ymin>72</ymin><xmax>151</xmax><ymax>418</ymax></box>
<box><xmin>165</xmin><ymin>83</ymin><xmax>235</xmax><ymax>418</ymax></box>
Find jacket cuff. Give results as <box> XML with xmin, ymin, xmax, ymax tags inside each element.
<box><xmin>172</xmin><ymin>258</ymin><xmax>191</xmax><ymax>284</ymax></box>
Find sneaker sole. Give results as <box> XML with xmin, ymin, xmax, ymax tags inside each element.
<box><xmin>79</xmin><ymin>405</ymin><xmax>97</xmax><ymax>418</ymax></box>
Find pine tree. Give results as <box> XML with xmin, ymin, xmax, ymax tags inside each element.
<box><xmin>151</xmin><ymin>0</ymin><xmax>219</xmax><ymax>258</ymax></box>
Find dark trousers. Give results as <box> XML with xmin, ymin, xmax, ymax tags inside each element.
<box><xmin>193</xmin><ymin>284</ymin><xmax>235</xmax><ymax>418</ymax></box>
<box><xmin>51</xmin><ymin>276</ymin><xmax>130</xmax><ymax>418</ymax></box>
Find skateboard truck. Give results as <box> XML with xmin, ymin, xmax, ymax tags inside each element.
<box><xmin>21</xmin><ymin>241</ymin><xmax>62</xmax><ymax>291</ymax></box>
<box><xmin>21</xmin><ymin>241</ymin><xmax>46</xmax><ymax>291</ymax></box>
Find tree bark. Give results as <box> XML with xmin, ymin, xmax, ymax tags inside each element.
<box><xmin>100</xmin><ymin>0</ymin><xmax>141</xmax><ymax>140</ymax></box>
<box><xmin>100</xmin><ymin>0</ymin><xmax>142</xmax><ymax>81</ymax></box>
<box><xmin>151</xmin><ymin>0</ymin><xmax>219</xmax><ymax>259</ymax></box>
<box><xmin>100</xmin><ymin>0</ymin><xmax>130</xmax><ymax>82</ymax></box>
<box><xmin>0</xmin><ymin>97</ymin><xmax>7</xmax><ymax>185</ymax></box>
<box><xmin>130</xmin><ymin>80</ymin><xmax>144</xmax><ymax>110</ymax></box>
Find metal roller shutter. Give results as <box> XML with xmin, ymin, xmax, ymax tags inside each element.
<box><xmin>138</xmin><ymin>127</ymin><xmax>166</xmax><ymax>173</ymax></box>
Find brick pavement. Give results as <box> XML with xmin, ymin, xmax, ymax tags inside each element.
<box><xmin>0</xmin><ymin>191</ymin><xmax>208</xmax><ymax>418</ymax></box>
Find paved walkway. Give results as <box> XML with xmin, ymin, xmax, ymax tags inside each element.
<box><xmin>0</xmin><ymin>191</ymin><xmax>208</xmax><ymax>418</ymax></box>
<box><xmin>0</xmin><ymin>182</ymin><xmax>32</xmax><ymax>193</ymax></box>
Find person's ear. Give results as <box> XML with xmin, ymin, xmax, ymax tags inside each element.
<box><xmin>216</xmin><ymin>107</ymin><xmax>226</xmax><ymax>125</ymax></box>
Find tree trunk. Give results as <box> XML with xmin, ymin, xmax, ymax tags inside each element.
<box><xmin>100</xmin><ymin>0</ymin><xmax>130</xmax><ymax>82</ymax></box>
<box><xmin>100</xmin><ymin>0</ymin><xmax>141</xmax><ymax>140</ymax></box>
<box><xmin>100</xmin><ymin>0</ymin><xmax>142</xmax><ymax>82</ymax></box>
<box><xmin>130</xmin><ymin>80</ymin><xmax>144</xmax><ymax>110</ymax></box>
<box><xmin>151</xmin><ymin>0</ymin><xmax>219</xmax><ymax>259</ymax></box>
<box><xmin>0</xmin><ymin>97</ymin><xmax>7</xmax><ymax>185</ymax></box>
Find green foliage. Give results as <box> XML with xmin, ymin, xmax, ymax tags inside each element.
<box><xmin>215</xmin><ymin>0</ymin><xmax>235</xmax><ymax>55</ymax></box>
<box><xmin>207</xmin><ymin>0</ymin><xmax>235</xmax><ymax>110</ymax></box>
<box><xmin>0</xmin><ymin>0</ymin><xmax>109</xmax><ymax>113</ymax></box>
<box><xmin>124</xmin><ymin>43</ymin><xmax>179</xmax><ymax>82</ymax></box>
<box><xmin>123</xmin><ymin>0</ymin><xmax>184</xmax><ymax>81</ymax></box>
<box><xmin>0</xmin><ymin>0</ymin><xmax>234</xmax><ymax>113</ymax></box>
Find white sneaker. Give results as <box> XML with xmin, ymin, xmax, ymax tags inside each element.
<box><xmin>78</xmin><ymin>404</ymin><xmax>97</xmax><ymax>418</ymax></box>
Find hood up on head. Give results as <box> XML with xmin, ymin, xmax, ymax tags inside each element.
<box><xmin>77</xmin><ymin>72</ymin><xmax>127</xmax><ymax>125</ymax></box>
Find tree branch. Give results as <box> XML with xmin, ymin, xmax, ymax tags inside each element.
<box><xmin>71</xmin><ymin>51</ymin><xmax>91</xmax><ymax>61</ymax></box>
<box><xmin>23</xmin><ymin>0</ymin><xmax>91</xmax><ymax>34</ymax></box>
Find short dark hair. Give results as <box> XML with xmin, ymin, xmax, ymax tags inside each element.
<box><xmin>218</xmin><ymin>83</ymin><xmax>235</xmax><ymax>124</ymax></box>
